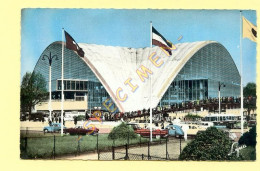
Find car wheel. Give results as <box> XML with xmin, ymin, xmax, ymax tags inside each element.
<box><xmin>44</xmin><ymin>129</ymin><xmax>48</xmax><ymax>133</ymax></box>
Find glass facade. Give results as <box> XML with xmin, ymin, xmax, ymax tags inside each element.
<box><xmin>34</xmin><ymin>42</ymin><xmax>240</xmax><ymax>111</ymax></box>
<box><xmin>33</xmin><ymin>42</ymin><xmax>112</xmax><ymax>111</ymax></box>
<box><xmin>160</xmin><ymin>43</ymin><xmax>240</xmax><ymax>106</ymax></box>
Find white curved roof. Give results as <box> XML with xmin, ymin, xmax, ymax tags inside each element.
<box><xmin>79</xmin><ymin>41</ymin><xmax>216</xmax><ymax>112</ymax></box>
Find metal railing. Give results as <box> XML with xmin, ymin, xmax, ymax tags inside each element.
<box><xmin>20</xmin><ymin>131</ymin><xmax>186</xmax><ymax>160</ymax></box>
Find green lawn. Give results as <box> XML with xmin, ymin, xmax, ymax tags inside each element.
<box><xmin>20</xmin><ymin>134</ymin><xmax>162</xmax><ymax>159</ymax></box>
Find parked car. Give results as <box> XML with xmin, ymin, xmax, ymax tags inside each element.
<box><xmin>165</xmin><ymin>124</ymin><xmax>184</xmax><ymax>137</ymax></box>
<box><xmin>134</xmin><ymin>127</ymin><xmax>168</xmax><ymax>138</ymax></box>
<box><xmin>43</xmin><ymin>123</ymin><xmax>66</xmax><ymax>133</ymax></box>
<box><xmin>248</xmin><ymin>120</ymin><xmax>256</xmax><ymax>127</ymax></box>
<box><xmin>64</xmin><ymin>126</ymin><xmax>99</xmax><ymax>135</ymax></box>
<box><xmin>187</xmin><ymin>124</ymin><xmax>206</xmax><ymax>136</ymax></box>
<box><xmin>29</xmin><ymin>112</ymin><xmax>45</xmax><ymax>121</ymax></box>
<box><xmin>20</xmin><ymin>112</ymin><xmax>28</xmax><ymax>121</ymax></box>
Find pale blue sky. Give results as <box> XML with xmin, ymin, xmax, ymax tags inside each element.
<box><xmin>21</xmin><ymin>9</ymin><xmax>256</xmax><ymax>85</ymax></box>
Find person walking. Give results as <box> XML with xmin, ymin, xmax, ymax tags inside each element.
<box><xmin>74</xmin><ymin>116</ymin><xmax>77</xmax><ymax>126</ymax></box>
<box><xmin>161</xmin><ymin>122</ymin><xmax>164</xmax><ymax>129</ymax></box>
<box><xmin>48</xmin><ymin>118</ymin><xmax>52</xmax><ymax>126</ymax></box>
<box><xmin>55</xmin><ymin>117</ymin><xmax>58</xmax><ymax>123</ymax></box>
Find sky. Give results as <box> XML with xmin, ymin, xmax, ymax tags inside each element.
<box><xmin>21</xmin><ymin>9</ymin><xmax>256</xmax><ymax>85</ymax></box>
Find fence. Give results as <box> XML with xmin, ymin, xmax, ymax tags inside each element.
<box><xmin>20</xmin><ymin>133</ymin><xmax>100</xmax><ymax>159</ymax></box>
<box><xmin>98</xmin><ymin>136</ymin><xmax>185</xmax><ymax>160</ymax></box>
<box><xmin>20</xmin><ymin>130</ymin><xmax>188</xmax><ymax>160</ymax></box>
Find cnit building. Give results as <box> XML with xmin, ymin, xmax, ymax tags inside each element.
<box><xmin>34</xmin><ymin>41</ymin><xmax>240</xmax><ymax>114</ymax></box>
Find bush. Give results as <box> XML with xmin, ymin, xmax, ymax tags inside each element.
<box><xmin>238</xmin><ymin>126</ymin><xmax>256</xmax><ymax>147</ymax></box>
<box><xmin>108</xmin><ymin>122</ymin><xmax>138</xmax><ymax>140</ymax></box>
<box><xmin>77</xmin><ymin>115</ymin><xmax>85</xmax><ymax>121</ymax></box>
<box><xmin>184</xmin><ymin>113</ymin><xmax>202</xmax><ymax>121</ymax></box>
<box><xmin>179</xmin><ymin>127</ymin><xmax>237</xmax><ymax>160</ymax></box>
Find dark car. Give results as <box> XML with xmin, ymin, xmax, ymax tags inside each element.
<box><xmin>248</xmin><ymin>120</ymin><xmax>256</xmax><ymax>127</ymax></box>
<box><xmin>20</xmin><ymin>112</ymin><xmax>28</xmax><ymax>121</ymax></box>
<box><xmin>29</xmin><ymin>112</ymin><xmax>45</xmax><ymax>121</ymax></box>
<box><xmin>64</xmin><ymin>126</ymin><xmax>99</xmax><ymax>135</ymax></box>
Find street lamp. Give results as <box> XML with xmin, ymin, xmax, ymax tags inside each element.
<box><xmin>42</xmin><ymin>52</ymin><xmax>58</xmax><ymax>122</ymax></box>
<box><xmin>218</xmin><ymin>81</ymin><xmax>226</xmax><ymax>122</ymax></box>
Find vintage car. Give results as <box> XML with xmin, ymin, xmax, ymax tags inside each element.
<box><xmin>64</xmin><ymin>126</ymin><xmax>99</xmax><ymax>135</ymax></box>
<box><xmin>29</xmin><ymin>112</ymin><xmax>46</xmax><ymax>121</ymax></box>
<box><xmin>43</xmin><ymin>123</ymin><xmax>66</xmax><ymax>133</ymax></box>
<box><xmin>164</xmin><ymin>124</ymin><xmax>184</xmax><ymax>137</ymax></box>
<box><xmin>134</xmin><ymin>126</ymin><xmax>168</xmax><ymax>138</ymax></box>
<box><xmin>187</xmin><ymin>124</ymin><xmax>206</xmax><ymax>136</ymax></box>
<box><xmin>248</xmin><ymin>120</ymin><xmax>256</xmax><ymax>127</ymax></box>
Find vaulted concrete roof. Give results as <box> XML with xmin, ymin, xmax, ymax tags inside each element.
<box><xmin>78</xmin><ymin>41</ymin><xmax>217</xmax><ymax>112</ymax></box>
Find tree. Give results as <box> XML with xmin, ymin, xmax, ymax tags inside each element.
<box><xmin>243</xmin><ymin>82</ymin><xmax>256</xmax><ymax>97</ymax></box>
<box><xmin>184</xmin><ymin>113</ymin><xmax>202</xmax><ymax>121</ymax></box>
<box><xmin>239</xmin><ymin>126</ymin><xmax>256</xmax><ymax>147</ymax></box>
<box><xmin>20</xmin><ymin>72</ymin><xmax>47</xmax><ymax>117</ymax></box>
<box><xmin>243</xmin><ymin>82</ymin><xmax>256</xmax><ymax>121</ymax></box>
<box><xmin>179</xmin><ymin>127</ymin><xmax>238</xmax><ymax>160</ymax></box>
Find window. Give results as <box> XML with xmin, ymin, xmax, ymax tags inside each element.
<box><xmin>80</xmin><ymin>81</ymin><xmax>83</xmax><ymax>90</ymax></box>
<box><xmin>71</xmin><ymin>81</ymin><xmax>75</xmax><ymax>90</ymax></box>
<box><xmin>67</xmin><ymin>80</ymin><xmax>71</xmax><ymax>90</ymax></box>
<box><xmin>84</xmin><ymin>81</ymin><xmax>88</xmax><ymax>90</ymax></box>
<box><xmin>76</xmin><ymin>81</ymin><xmax>80</xmax><ymax>90</ymax></box>
<box><xmin>64</xmin><ymin>80</ymin><xmax>67</xmax><ymax>90</ymax></box>
<box><xmin>57</xmin><ymin>80</ymin><xmax>61</xmax><ymax>90</ymax></box>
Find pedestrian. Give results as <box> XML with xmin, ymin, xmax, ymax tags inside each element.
<box><xmin>48</xmin><ymin>118</ymin><xmax>52</xmax><ymax>126</ymax></box>
<box><xmin>161</xmin><ymin>122</ymin><xmax>164</xmax><ymax>129</ymax></box>
<box><xmin>85</xmin><ymin>111</ymin><xmax>89</xmax><ymax>120</ymax></box>
<box><xmin>55</xmin><ymin>117</ymin><xmax>58</xmax><ymax>123</ymax></box>
<box><xmin>74</xmin><ymin>116</ymin><xmax>77</xmax><ymax>126</ymax></box>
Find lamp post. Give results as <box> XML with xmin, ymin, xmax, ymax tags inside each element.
<box><xmin>218</xmin><ymin>81</ymin><xmax>225</xmax><ymax>122</ymax></box>
<box><xmin>42</xmin><ymin>52</ymin><xmax>58</xmax><ymax>122</ymax></box>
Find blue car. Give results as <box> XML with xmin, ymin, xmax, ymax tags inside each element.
<box><xmin>43</xmin><ymin>123</ymin><xmax>66</xmax><ymax>133</ymax></box>
<box><xmin>165</xmin><ymin>124</ymin><xmax>184</xmax><ymax>136</ymax></box>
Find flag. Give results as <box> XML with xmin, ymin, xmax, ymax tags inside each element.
<box><xmin>152</xmin><ymin>26</ymin><xmax>175</xmax><ymax>55</ymax></box>
<box><xmin>242</xmin><ymin>16</ymin><xmax>257</xmax><ymax>42</ymax></box>
<box><xmin>64</xmin><ymin>30</ymin><xmax>85</xmax><ymax>57</ymax></box>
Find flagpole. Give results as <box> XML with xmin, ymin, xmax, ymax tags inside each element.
<box><xmin>150</xmin><ymin>21</ymin><xmax>153</xmax><ymax>142</ymax></box>
<box><xmin>240</xmin><ymin>11</ymin><xmax>244</xmax><ymax>135</ymax></box>
<box><xmin>61</xmin><ymin>28</ymin><xmax>64</xmax><ymax>136</ymax></box>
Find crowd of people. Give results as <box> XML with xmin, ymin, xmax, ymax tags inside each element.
<box><xmin>84</xmin><ymin>96</ymin><xmax>256</xmax><ymax>123</ymax></box>
<box><xmin>48</xmin><ymin>112</ymin><xmax>65</xmax><ymax>126</ymax></box>
<box><xmin>22</xmin><ymin>96</ymin><xmax>255</xmax><ymax>124</ymax></box>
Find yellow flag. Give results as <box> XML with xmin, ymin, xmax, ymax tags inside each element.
<box><xmin>242</xmin><ymin>16</ymin><xmax>257</xmax><ymax>42</ymax></box>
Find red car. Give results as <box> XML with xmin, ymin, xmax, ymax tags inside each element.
<box><xmin>64</xmin><ymin>126</ymin><xmax>99</xmax><ymax>135</ymax></box>
<box><xmin>135</xmin><ymin>128</ymin><xmax>168</xmax><ymax>138</ymax></box>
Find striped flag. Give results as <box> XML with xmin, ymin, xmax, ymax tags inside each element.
<box><xmin>152</xmin><ymin>26</ymin><xmax>175</xmax><ymax>55</ymax></box>
<box><xmin>64</xmin><ymin>30</ymin><xmax>85</xmax><ymax>57</ymax></box>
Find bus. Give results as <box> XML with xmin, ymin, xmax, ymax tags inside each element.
<box><xmin>203</xmin><ymin>114</ymin><xmax>246</xmax><ymax>128</ymax></box>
